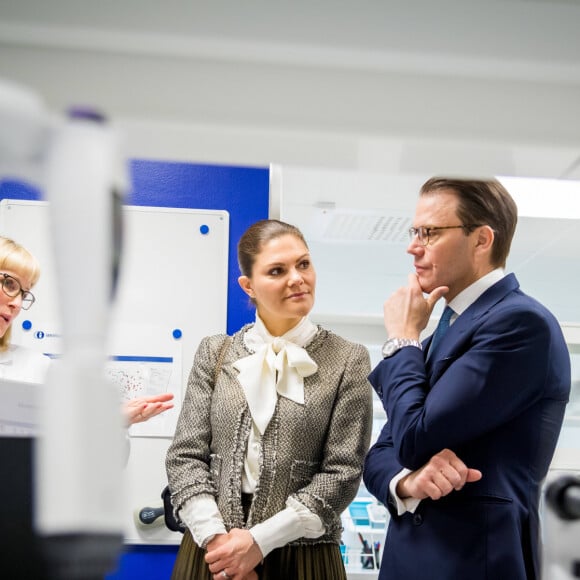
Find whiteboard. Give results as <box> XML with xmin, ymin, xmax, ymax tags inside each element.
<box><xmin>0</xmin><ymin>199</ymin><xmax>229</xmax><ymax>544</ymax></box>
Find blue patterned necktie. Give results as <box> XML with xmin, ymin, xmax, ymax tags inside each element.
<box><xmin>428</xmin><ymin>306</ymin><xmax>454</xmax><ymax>360</ymax></box>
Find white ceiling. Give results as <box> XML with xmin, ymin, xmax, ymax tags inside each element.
<box><xmin>2</xmin><ymin>0</ymin><xmax>580</xmax><ymax>151</ymax></box>
<box><xmin>2</xmin><ymin>0</ymin><xmax>580</xmax><ymax>80</ymax></box>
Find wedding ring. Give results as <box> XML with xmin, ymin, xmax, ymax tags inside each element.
<box><xmin>221</xmin><ymin>571</ymin><xmax>231</xmax><ymax>579</ymax></box>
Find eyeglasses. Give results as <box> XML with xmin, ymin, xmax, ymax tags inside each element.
<box><xmin>0</xmin><ymin>273</ymin><xmax>36</xmax><ymax>310</ymax></box>
<box><xmin>408</xmin><ymin>224</ymin><xmax>481</xmax><ymax>246</ymax></box>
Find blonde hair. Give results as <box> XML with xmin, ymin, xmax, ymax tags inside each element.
<box><xmin>0</xmin><ymin>237</ymin><xmax>40</xmax><ymax>351</ymax></box>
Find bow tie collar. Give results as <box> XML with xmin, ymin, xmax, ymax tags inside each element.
<box><xmin>233</xmin><ymin>316</ymin><xmax>318</xmax><ymax>435</ymax></box>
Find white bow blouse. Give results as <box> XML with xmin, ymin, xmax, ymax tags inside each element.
<box><xmin>179</xmin><ymin>315</ymin><xmax>326</xmax><ymax>556</ymax></box>
<box><xmin>234</xmin><ymin>314</ymin><xmax>318</xmax><ymax>436</ymax></box>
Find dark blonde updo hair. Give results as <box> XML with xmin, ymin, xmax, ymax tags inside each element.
<box><xmin>237</xmin><ymin>219</ymin><xmax>309</xmax><ymax>278</ymax></box>
<box><xmin>0</xmin><ymin>236</ymin><xmax>41</xmax><ymax>351</ymax></box>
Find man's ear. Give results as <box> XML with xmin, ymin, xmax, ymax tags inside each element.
<box><xmin>238</xmin><ymin>275</ymin><xmax>253</xmax><ymax>298</ymax></box>
<box><xmin>475</xmin><ymin>225</ymin><xmax>494</xmax><ymax>252</ymax></box>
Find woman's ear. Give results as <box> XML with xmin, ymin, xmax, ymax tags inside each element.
<box><xmin>238</xmin><ymin>275</ymin><xmax>253</xmax><ymax>298</ymax></box>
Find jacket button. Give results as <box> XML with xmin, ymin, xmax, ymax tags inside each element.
<box><xmin>412</xmin><ymin>513</ymin><xmax>423</xmax><ymax>526</ymax></box>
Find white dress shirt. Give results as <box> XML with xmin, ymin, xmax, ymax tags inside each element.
<box><xmin>0</xmin><ymin>344</ymin><xmax>51</xmax><ymax>383</ymax></box>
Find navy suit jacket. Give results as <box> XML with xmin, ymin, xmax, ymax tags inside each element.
<box><xmin>363</xmin><ymin>274</ymin><xmax>570</xmax><ymax>580</ymax></box>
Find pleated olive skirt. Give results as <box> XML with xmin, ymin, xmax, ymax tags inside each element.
<box><xmin>171</xmin><ymin>529</ymin><xmax>347</xmax><ymax>580</ymax></box>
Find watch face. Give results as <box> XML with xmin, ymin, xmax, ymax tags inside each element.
<box><xmin>382</xmin><ymin>338</ymin><xmax>422</xmax><ymax>358</ymax></box>
<box><xmin>382</xmin><ymin>339</ymin><xmax>398</xmax><ymax>357</ymax></box>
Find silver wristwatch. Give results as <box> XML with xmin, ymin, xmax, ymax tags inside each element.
<box><xmin>381</xmin><ymin>337</ymin><xmax>422</xmax><ymax>358</ymax></box>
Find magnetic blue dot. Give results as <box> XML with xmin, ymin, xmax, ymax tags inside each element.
<box><xmin>22</xmin><ymin>320</ymin><xmax>32</xmax><ymax>331</ymax></box>
<box><xmin>172</xmin><ymin>328</ymin><xmax>182</xmax><ymax>340</ymax></box>
<box><xmin>200</xmin><ymin>224</ymin><xmax>210</xmax><ymax>235</ymax></box>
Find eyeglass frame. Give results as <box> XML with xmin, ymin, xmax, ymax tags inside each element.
<box><xmin>0</xmin><ymin>272</ymin><xmax>36</xmax><ymax>310</ymax></box>
<box><xmin>408</xmin><ymin>224</ymin><xmax>482</xmax><ymax>246</ymax></box>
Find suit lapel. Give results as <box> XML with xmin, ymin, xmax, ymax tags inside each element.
<box><xmin>426</xmin><ymin>273</ymin><xmax>520</xmax><ymax>384</ymax></box>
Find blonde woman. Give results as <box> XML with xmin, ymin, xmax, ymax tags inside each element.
<box><xmin>0</xmin><ymin>235</ymin><xmax>173</xmax><ymax>422</ymax></box>
<box><xmin>0</xmin><ymin>236</ymin><xmax>49</xmax><ymax>382</ymax></box>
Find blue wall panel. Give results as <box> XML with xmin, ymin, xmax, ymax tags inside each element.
<box><xmin>1</xmin><ymin>159</ymin><xmax>269</xmax><ymax>579</ymax></box>
<box><xmin>1</xmin><ymin>160</ymin><xmax>269</xmax><ymax>334</ymax></box>
<box><xmin>107</xmin><ymin>545</ymin><xmax>178</xmax><ymax>580</ymax></box>
<box><xmin>0</xmin><ymin>179</ymin><xmax>42</xmax><ymax>201</ymax></box>
<box><xmin>129</xmin><ymin>160</ymin><xmax>269</xmax><ymax>334</ymax></box>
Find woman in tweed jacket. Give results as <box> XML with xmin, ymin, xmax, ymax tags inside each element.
<box><xmin>166</xmin><ymin>219</ymin><xmax>373</xmax><ymax>580</ymax></box>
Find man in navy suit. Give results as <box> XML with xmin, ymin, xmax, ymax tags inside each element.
<box><xmin>363</xmin><ymin>177</ymin><xmax>570</xmax><ymax>579</ymax></box>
